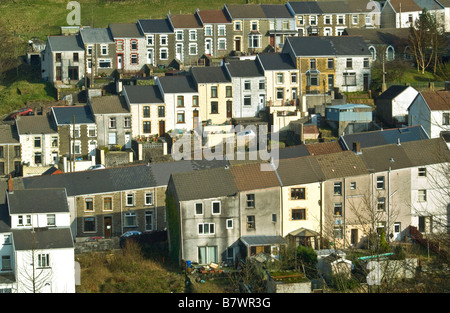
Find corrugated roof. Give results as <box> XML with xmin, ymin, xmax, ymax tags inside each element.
<box><xmin>230</xmin><ymin>162</ymin><xmax>281</xmax><ymax>191</ymax></box>
<box><xmin>16</xmin><ymin>115</ymin><xmax>57</xmax><ymax>135</ymax></box>
<box><xmin>12</xmin><ymin>228</ymin><xmax>74</xmax><ymax>250</ymax></box>
<box><xmin>51</xmin><ymin>106</ymin><xmax>95</xmax><ymax>125</ymax></box>
<box><xmin>89</xmin><ymin>95</ymin><xmax>130</xmax><ymax>115</ymax></box>
<box><xmin>123</xmin><ymin>85</ymin><xmax>164</xmax><ymax>104</ymax></box>
<box><xmin>7</xmin><ymin>188</ymin><xmax>69</xmax><ymax>214</ymax></box>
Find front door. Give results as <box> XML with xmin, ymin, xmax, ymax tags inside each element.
<box><xmin>226</xmin><ymin>101</ymin><xmax>232</xmax><ymax>118</ymax></box>
<box><xmin>124</xmin><ymin>133</ymin><xmax>131</xmax><ymax>149</ymax></box>
<box><xmin>176</xmin><ymin>43</ymin><xmax>183</xmax><ymax>61</ymax></box>
<box><xmin>363</xmin><ymin>73</ymin><xmax>369</xmax><ymax>91</ymax></box>
<box><xmin>234</xmin><ymin>37</ymin><xmax>241</xmax><ymax>51</ymax></box>
<box><xmin>117</xmin><ymin>54</ymin><xmax>123</xmax><ymax>70</ymax></box>
<box><xmin>147</xmin><ymin>49</ymin><xmax>154</xmax><ymax>65</ymax></box>
<box><xmin>88</xmin><ymin>140</ymin><xmax>97</xmax><ymax>157</ymax></box>
<box><xmin>159</xmin><ymin>120</ymin><xmax>165</xmax><ymax>136</ymax></box>
<box><xmin>393</xmin><ymin>222</ymin><xmax>401</xmax><ymax>241</ymax></box>
<box><xmin>205</xmin><ymin>39</ymin><xmax>212</xmax><ymax>55</ymax></box>
<box><xmin>104</xmin><ymin>216</ymin><xmax>112</xmax><ymax>238</ymax></box>
<box><xmin>193</xmin><ymin>110</ymin><xmax>199</xmax><ymax>129</ymax></box>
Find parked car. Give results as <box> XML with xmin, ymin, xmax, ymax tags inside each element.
<box><xmin>119</xmin><ymin>230</ymin><xmax>142</xmax><ymax>248</ymax></box>
<box><xmin>11</xmin><ymin>107</ymin><xmax>33</xmax><ymax>119</ymax></box>
<box><xmin>88</xmin><ymin>164</ymin><xmax>105</xmax><ymax>170</ymax></box>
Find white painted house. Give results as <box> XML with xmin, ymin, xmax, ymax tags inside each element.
<box><xmin>375</xmin><ymin>85</ymin><xmax>419</xmax><ymax>126</ymax></box>
<box><xmin>1</xmin><ymin>187</ymin><xmax>75</xmax><ymax>293</ymax></box>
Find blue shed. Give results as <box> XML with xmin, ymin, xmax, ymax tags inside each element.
<box><xmin>326</xmin><ymin>104</ymin><xmax>373</xmax><ymax>123</ymax></box>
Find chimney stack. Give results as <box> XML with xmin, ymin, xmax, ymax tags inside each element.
<box><xmin>353</xmin><ymin>142</ymin><xmax>361</xmax><ymax>154</ymax></box>
<box><xmin>7</xmin><ymin>174</ymin><xmax>13</xmax><ymax>194</ymax></box>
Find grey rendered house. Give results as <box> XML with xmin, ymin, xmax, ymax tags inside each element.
<box><xmin>79</xmin><ymin>27</ymin><xmax>116</xmax><ymax>80</ymax></box>
<box><xmin>88</xmin><ymin>95</ymin><xmax>132</xmax><ymax>149</ymax></box>
<box><xmin>41</xmin><ymin>35</ymin><xmax>85</xmax><ymax>85</ymax></box>
<box><xmin>195</xmin><ymin>9</ymin><xmax>233</xmax><ymax>58</ymax></box>
<box><xmin>108</xmin><ymin>23</ymin><xmax>146</xmax><ymax>74</ymax></box>
<box><xmin>168</xmin><ymin>14</ymin><xmax>204</xmax><ymax>65</ymax></box>
<box><xmin>166</xmin><ymin>166</ymin><xmax>240</xmax><ymax>266</ymax></box>
<box><xmin>0</xmin><ymin>124</ymin><xmax>21</xmax><ymax>177</ymax></box>
<box><xmin>223</xmin><ymin>59</ymin><xmax>266</xmax><ymax>118</ymax></box>
<box><xmin>137</xmin><ymin>18</ymin><xmax>174</xmax><ymax>67</ymax></box>
<box><xmin>260</xmin><ymin>4</ymin><xmax>297</xmax><ymax>51</ymax></box>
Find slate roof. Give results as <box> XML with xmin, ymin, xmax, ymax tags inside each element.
<box><xmin>79</xmin><ymin>28</ymin><xmax>114</xmax><ymax>44</ymax></box>
<box><xmin>277</xmin><ymin>145</ymin><xmax>310</xmax><ymax>160</ymax></box>
<box><xmin>257</xmin><ymin>53</ymin><xmax>297</xmax><ymax>71</ymax></box>
<box><xmin>138</xmin><ymin>19</ymin><xmax>173</xmax><ymax>33</ymax></box>
<box><xmin>359</xmin><ymin>143</ymin><xmax>414</xmax><ymax>172</ymax></box>
<box><xmin>230</xmin><ymin>162</ymin><xmax>281</xmax><ymax>191</ymax></box>
<box><xmin>287</xmin><ymin>1</ymin><xmax>323</xmax><ymax>14</ymax></box>
<box><xmin>51</xmin><ymin>106</ymin><xmax>95</xmax><ymax>125</ymax></box>
<box><xmin>413</xmin><ymin>0</ymin><xmax>444</xmax><ymax>10</ymax></box>
<box><xmin>12</xmin><ymin>228</ymin><xmax>74</xmax><ymax>251</ymax></box>
<box><xmin>157</xmin><ymin>75</ymin><xmax>198</xmax><ymax>93</ymax></box>
<box><xmin>196</xmin><ymin>9</ymin><xmax>231</xmax><ymax>24</ymax></box>
<box><xmin>123</xmin><ymin>85</ymin><xmax>164</xmax><ymax>104</ymax></box>
<box><xmin>316</xmin><ymin>1</ymin><xmax>350</xmax><ymax>14</ymax></box>
<box><xmin>276</xmin><ymin>156</ymin><xmax>325</xmax><ymax>186</ymax></box>
<box><xmin>401</xmin><ymin>137</ymin><xmax>450</xmax><ymax>166</ymax></box>
<box><xmin>343</xmin><ymin>28</ymin><xmax>410</xmax><ymax>46</ymax></box>
<box><xmin>306</xmin><ymin>141</ymin><xmax>343</xmax><ymax>156</ymax></box>
<box><xmin>388</xmin><ymin>0</ymin><xmax>422</xmax><ymax>12</ymax></box>
<box><xmin>421</xmin><ymin>91</ymin><xmax>450</xmax><ymax>111</ymax></box>
<box><xmin>170</xmin><ymin>166</ymin><xmax>238</xmax><ymax>202</ymax></box>
<box><xmin>170</xmin><ymin>14</ymin><xmax>202</xmax><ymax>29</ymax></box>
<box><xmin>315</xmin><ymin>151</ymin><xmax>368</xmax><ymax>180</ymax></box>
<box><xmin>286</xmin><ymin>36</ymin><xmax>370</xmax><ymax>57</ymax></box>
<box><xmin>375</xmin><ymin>85</ymin><xmax>411</xmax><ymax>100</ymax></box>
<box><xmin>260</xmin><ymin>4</ymin><xmax>293</xmax><ymax>18</ymax></box>
<box><xmin>15</xmin><ymin>115</ymin><xmax>57</xmax><ymax>135</ymax></box>
<box><xmin>224</xmin><ymin>4</ymin><xmax>267</xmax><ymax>19</ymax></box>
<box><xmin>224</xmin><ymin>59</ymin><xmax>264</xmax><ymax>78</ymax></box>
<box><xmin>0</xmin><ymin>124</ymin><xmax>19</xmax><ymax>144</ymax></box>
<box><xmin>47</xmin><ymin>35</ymin><xmax>84</xmax><ymax>52</ymax></box>
<box><xmin>190</xmin><ymin>66</ymin><xmax>231</xmax><ymax>84</ymax></box>
<box><xmin>240</xmin><ymin>235</ymin><xmax>287</xmax><ymax>246</ymax></box>
<box><xmin>338</xmin><ymin>125</ymin><xmax>429</xmax><ymax>150</ymax></box>
<box><xmin>7</xmin><ymin>188</ymin><xmax>69</xmax><ymax>215</ymax></box>
<box><xmin>109</xmin><ymin>23</ymin><xmax>143</xmax><ymax>38</ymax></box>
<box><xmin>89</xmin><ymin>95</ymin><xmax>130</xmax><ymax>115</ymax></box>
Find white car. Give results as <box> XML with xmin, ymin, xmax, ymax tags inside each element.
<box><xmin>88</xmin><ymin>164</ymin><xmax>105</xmax><ymax>170</ymax></box>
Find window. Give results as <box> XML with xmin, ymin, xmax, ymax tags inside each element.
<box><xmin>350</xmin><ymin>182</ymin><xmax>356</xmax><ymax>190</ymax></box>
<box><xmin>160</xmin><ymin>35</ymin><xmax>168</xmax><ymax>46</ymax></box>
<box><xmin>272</xmin><ymin>214</ymin><xmax>277</xmax><ymax>223</ymax></box>
<box><xmin>158</xmin><ymin>106</ymin><xmax>165</xmax><ymax>118</ymax></box>
<box><xmin>363</xmin><ymin>57</ymin><xmax>370</xmax><ymax>68</ymax></box>
<box><xmin>292</xmin><ymin>209</ymin><xmax>306</xmax><ymax>220</ymax></box>
<box><xmin>377</xmin><ymin>197</ymin><xmax>386</xmax><ymax>211</ymax></box>
<box><xmin>226</xmin><ymin>86</ymin><xmax>232</xmax><ymax>97</ymax></box>
<box><xmin>71</xmin><ymin>125</ymin><xmax>80</xmax><ymax>138</ymax></box>
<box><xmin>56</xmin><ymin>53</ymin><xmax>61</xmax><ymax>62</ymax></box>
<box><xmin>104</xmin><ymin>197</ymin><xmax>112</xmax><ymax>211</ymax></box>
<box><xmin>259</xmin><ymin>80</ymin><xmax>265</xmax><ymax>90</ymax></box>
<box><xmin>14</xmin><ymin>146</ymin><xmax>20</xmax><ymax>158</ymax></box>
<box><xmin>131</xmin><ymin>54</ymin><xmax>138</xmax><ymax>65</ymax></box>
<box><xmin>145</xmin><ymin>193</ymin><xmax>153</xmax><ymax>205</ymax></box>
<box><xmin>2</xmin><ymin>256</ymin><xmax>11</xmax><ymax>271</ymax></box>
<box><xmin>298</xmin><ymin>16</ymin><xmax>304</xmax><ymax>25</ymax></box>
<box><xmin>176</xmin><ymin>30</ymin><xmax>183</xmax><ymax>41</ymax></box>
<box><xmin>334</xmin><ymin>182</ymin><xmax>342</xmax><ymax>195</ymax></box>
<box><xmin>310</xmin><ymin>16</ymin><xmax>317</xmax><ymax>25</ymax></box>
<box><xmin>310</xmin><ymin>59</ymin><xmax>316</xmax><ymax>69</ymax></box>
<box><xmin>418</xmin><ymin>167</ymin><xmax>427</xmax><ymax>177</ymax></box>
<box><xmin>226</xmin><ymin>219</ymin><xmax>233</xmax><ymax>229</ymax></box>
<box><xmin>346</xmin><ymin>58</ymin><xmax>353</xmax><ymax>68</ymax></box>
<box><xmin>276</xmin><ymin>88</ymin><xmax>284</xmax><ymax>100</ymax></box>
<box><xmin>87</xmin><ymin>126</ymin><xmax>96</xmax><ymax>137</ymax></box>
<box><xmin>198</xmin><ymin>246</ymin><xmax>217</xmax><ymax>264</ymax></box>
<box><xmin>177</xmin><ymin>96</ymin><xmax>184</xmax><ymax>107</ymax></box>
<box><xmin>18</xmin><ymin>215</ymin><xmax>23</xmax><ymax>226</ymax></box>
<box><xmin>189</xmin><ymin>30</ymin><xmax>197</xmax><ymax>41</ymax></box>
<box><xmin>198</xmin><ymin>223</ymin><xmax>215</xmax><ymax>235</ymax></box>
<box><xmin>143</xmin><ymin>106</ymin><xmax>150</xmax><ymax>118</ymax></box>
<box><xmin>251</xmin><ymin>21</ymin><xmax>258</xmax><ymax>31</ymax></box>
<box><xmin>177</xmin><ymin>112</ymin><xmax>185</xmax><ymax>123</ymax></box>
<box><xmin>337</xmin><ymin>15</ymin><xmax>345</xmax><ymax>24</ymax></box>
<box><xmin>38</xmin><ymin>254</ymin><xmax>50</xmax><ymax>268</ymax></box>
<box><xmin>109</xmin><ymin>117</ymin><xmax>116</xmax><ymax>129</ymax></box>
<box><xmin>418</xmin><ymin>216</ymin><xmax>432</xmax><ymax>233</ymax></box>
<box><xmin>26</xmin><ymin>215</ymin><xmax>31</xmax><ymax>225</ymax></box>
<box><xmin>218</xmin><ymin>38</ymin><xmax>226</xmax><ymax>50</ymax></box>
<box><xmin>73</xmin><ymin>53</ymin><xmax>79</xmax><ymax>62</ymax></box>
<box><xmin>189</xmin><ymin>43</ymin><xmax>197</xmax><ymax>55</ymax></box>
<box><xmin>218</xmin><ymin>25</ymin><xmax>226</xmax><ymax>36</ymax></box>
<box><xmin>334</xmin><ymin>226</ymin><xmax>343</xmax><ymax>239</ymax></box>
<box><xmin>291</xmin><ymin>188</ymin><xmax>306</xmax><ymax>200</ymax></box>
<box><xmin>376</xmin><ymin>176</ymin><xmax>385</xmax><ymax>189</ymax></box>
<box><xmin>291</xmin><ymin>73</ymin><xmax>297</xmax><ymax>84</ymax></box>
<box><xmin>443</xmin><ymin>113</ymin><xmax>450</xmax><ymax>125</ymax></box>
<box><xmin>247</xmin><ymin>216</ymin><xmax>255</xmax><ymax>229</ymax></box>
<box><xmin>244</xmin><ymin>95</ymin><xmax>251</xmax><ymax>106</ymax></box>
<box><xmin>124</xmin><ymin>212</ymin><xmax>136</xmax><ymax>227</ymax></box>
<box><xmin>84</xmin><ymin>217</ymin><xmax>95</xmax><ymax>232</ymax></box>
<box><xmin>147</xmin><ymin>35</ymin><xmax>154</xmax><ymax>45</ymax></box>
<box><xmin>0</xmin><ymin>162</ymin><xmax>3</xmax><ymax>175</ymax></box>
<box><xmin>212</xmin><ymin>201</ymin><xmax>220</xmax><ymax>214</ymax></box>
<box><xmin>324</xmin><ymin>15</ymin><xmax>331</xmax><ymax>24</ymax></box>
<box><xmin>131</xmin><ymin>40</ymin><xmax>138</xmax><ymax>50</ymax></box>
<box><xmin>334</xmin><ymin>203</ymin><xmax>342</xmax><ymax>216</ymax></box>
<box><xmin>124</xmin><ymin>117</ymin><xmax>131</xmax><ymax>128</ymax></box>
<box><xmin>160</xmin><ymin>48</ymin><xmax>168</xmax><ymax>60</ymax></box>
<box><xmin>126</xmin><ymin>193</ymin><xmax>134</xmax><ymax>206</ymax></box>
<box><xmin>343</xmin><ymin>72</ymin><xmax>356</xmax><ymax>86</ymax></box>
<box><xmin>306</xmin><ymin>72</ymin><xmax>319</xmax><ymax>86</ymax></box>
<box><xmin>205</xmin><ymin>25</ymin><xmax>212</xmax><ymax>36</ymax></box>
<box><xmin>85</xmin><ymin>198</ymin><xmax>93</xmax><ymax>211</ymax></box>
<box><xmin>34</xmin><ymin>152</ymin><xmax>42</xmax><ymax>164</ymax></box>
<box><xmin>108</xmin><ymin>132</ymin><xmax>117</xmax><ymax>145</ymax></box>
<box><xmin>352</xmin><ymin>14</ymin><xmax>358</xmax><ymax>24</ymax></box>
<box><xmin>3</xmin><ymin>234</ymin><xmax>11</xmax><ymax>245</ymax></box>
<box><xmin>244</xmin><ymin>80</ymin><xmax>251</xmax><ymax>90</ymax></box>
<box><xmin>276</xmin><ymin>73</ymin><xmax>284</xmax><ymax>84</ymax></box>
<box><xmin>145</xmin><ymin>211</ymin><xmax>153</xmax><ymax>231</ymax></box>
<box><xmin>211</xmin><ymin>86</ymin><xmax>218</xmax><ymax>98</ymax></box>
<box><xmin>195</xmin><ymin>203</ymin><xmax>203</xmax><ymax>215</ymax></box>
<box><xmin>192</xmin><ymin>96</ymin><xmax>199</xmax><ymax>107</ymax></box>
<box><xmin>211</xmin><ymin>102</ymin><xmax>218</xmax><ymax>114</ymax></box>
<box><xmin>34</xmin><ymin>136</ymin><xmax>41</xmax><ymax>148</ymax></box>
<box><xmin>248</xmin><ymin>34</ymin><xmax>261</xmax><ymax>48</ymax></box>
<box><xmin>234</xmin><ymin>21</ymin><xmax>241</xmax><ymax>31</ymax></box>
<box><xmin>87</xmin><ymin>46</ymin><xmax>93</xmax><ymax>55</ymax></box>
<box><xmin>101</xmin><ymin>45</ymin><xmax>108</xmax><ymax>55</ymax></box>
<box><xmin>47</xmin><ymin>214</ymin><xmax>56</xmax><ymax>226</ymax></box>
<box><xmin>143</xmin><ymin>121</ymin><xmax>151</xmax><ymax>133</ymax></box>
<box><xmin>246</xmin><ymin>194</ymin><xmax>255</xmax><ymax>208</ymax></box>
<box><xmin>418</xmin><ymin>189</ymin><xmax>427</xmax><ymax>202</ymax></box>
<box><xmin>116</xmin><ymin>40</ymin><xmax>124</xmax><ymax>51</ymax></box>
<box><xmin>328</xmin><ymin>58</ymin><xmax>334</xmax><ymax>69</ymax></box>
<box><xmin>99</xmin><ymin>59</ymin><xmax>111</xmax><ymax>68</ymax></box>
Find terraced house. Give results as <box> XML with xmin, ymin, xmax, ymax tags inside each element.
<box><xmin>137</xmin><ymin>18</ymin><xmax>175</xmax><ymax>67</ymax></box>
<box><xmin>0</xmin><ymin>125</ymin><xmax>21</xmax><ymax>178</ymax></box>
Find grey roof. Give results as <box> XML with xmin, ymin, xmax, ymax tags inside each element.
<box><xmin>276</xmin><ymin>156</ymin><xmax>325</xmax><ymax>186</ymax></box>
<box><xmin>123</xmin><ymin>85</ymin><xmax>164</xmax><ymax>104</ymax></box>
<box><xmin>360</xmin><ymin>142</ymin><xmax>414</xmax><ymax>172</ymax></box>
<box><xmin>338</xmin><ymin>126</ymin><xmax>429</xmax><ymax>150</ymax></box>
<box><xmin>376</xmin><ymin>85</ymin><xmax>411</xmax><ymax>100</ymax></box>
<box><xmin>0</xmin><ymin>124</ymin><xmax>19</xmax><ymax>144</ymax></box>
<box><xmin>414</xmin><ymin>0</ymin><xmax>444</xmax><ymax>10</ymax></box>
<box><xmin>287</xmin><ymin>1</ymin><xmax>323</xmax><ymax>14</ymax></box>
<box><xmin>257</xmin><ymin>53</ymin><xmax>296</xmax><ymax>71</ymax></box>
<box><xmin>286</xmin><ymin>36</ymin><xmax>371</xmax><ymax>56</ymax></box>
<box><xmin>316</xmin><ymin>1</ymin><xmax>351</xmax><ymax>13</ymax></box>
<box><xmin>277</xmin><ymin>145</ymin><xmax>310</xmax><ymax>159</ymax></box>
<box><xmin>240</xmin><ymin>235</ymin><xmax>287</xmax><ymax>246</ymax></box>
<box><xmin>109</xmin><ymin>23</ymin><xmax>143</xmax><ymax>38</ymax></box>
<box><xmin>7</xmin><ymin>188</ymin><xmax>69</xmax><ymax>215</ymax></box>
<box><xmin>225</xmin><ymin>4</ymin><xmax>267</xmax><ymax>19</ymax></box>
<box><xmin>260</xmin><ymin>4</ymin><xmax>293</xmax><ymax>18</ymax></box>
<box><xmin>157</xmin><ymin>75</ymin><xmax>198</xmax><ymax>93</ymax></box>
<box><xmin>51</xmin><ymin>106</ymin><xmax>95</xmax><ymax>125</ymax></box>
<box><xmin>80</xmin><ymin>28</ymin><xmax>114</xmax><ymax>44</ymax></box>
<box><xmin>89</xmin><ymin>95</ymin><xmax>130</xmax><ymax>115</ymax></box>
<box><xmin>190</xmin><ymin>66</ymin><xmax>231</xmax><ymax>84</ymax></box>
<box><xmin>224</xmin><ymin>59</ymin><xmax>264</xmax><ymax>78</ymax></box>
<box><xmin>12</xmin><ymin>228</ymin><xmax>74</xmax><ymax>250</ymax></box>
<box><xmin>170</xmin><ymin>166</ymin><xmax>238</xmax><ymax>202</ymax></box>
<box><xmin>47</xmin><ymin>35</ymin><xmax>84</xmax><ymax>52</ymax></box>
<box><xmin>16</xmin><ymin>115</ymin><xmax>57</xmax><ymax>135</ymax></box>
<box><xmin>315</xmin><ymin>151</ymin><xmax>368</xmax><ymax>180</ymax></box>
<box><xmin>138</xmin><ymin>19</ymin><xmax>173</xmax><ymax>34</ymax></box>
<box><xmin>343</xmin><ymin>28</ymin><xmax>410</xmax><ymax>46</ymax></box>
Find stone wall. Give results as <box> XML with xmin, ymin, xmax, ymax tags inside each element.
<box><xmin>74</xmin><ymin>237</ymin><xmax>120</xmax><ymax>254</ymax></box>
